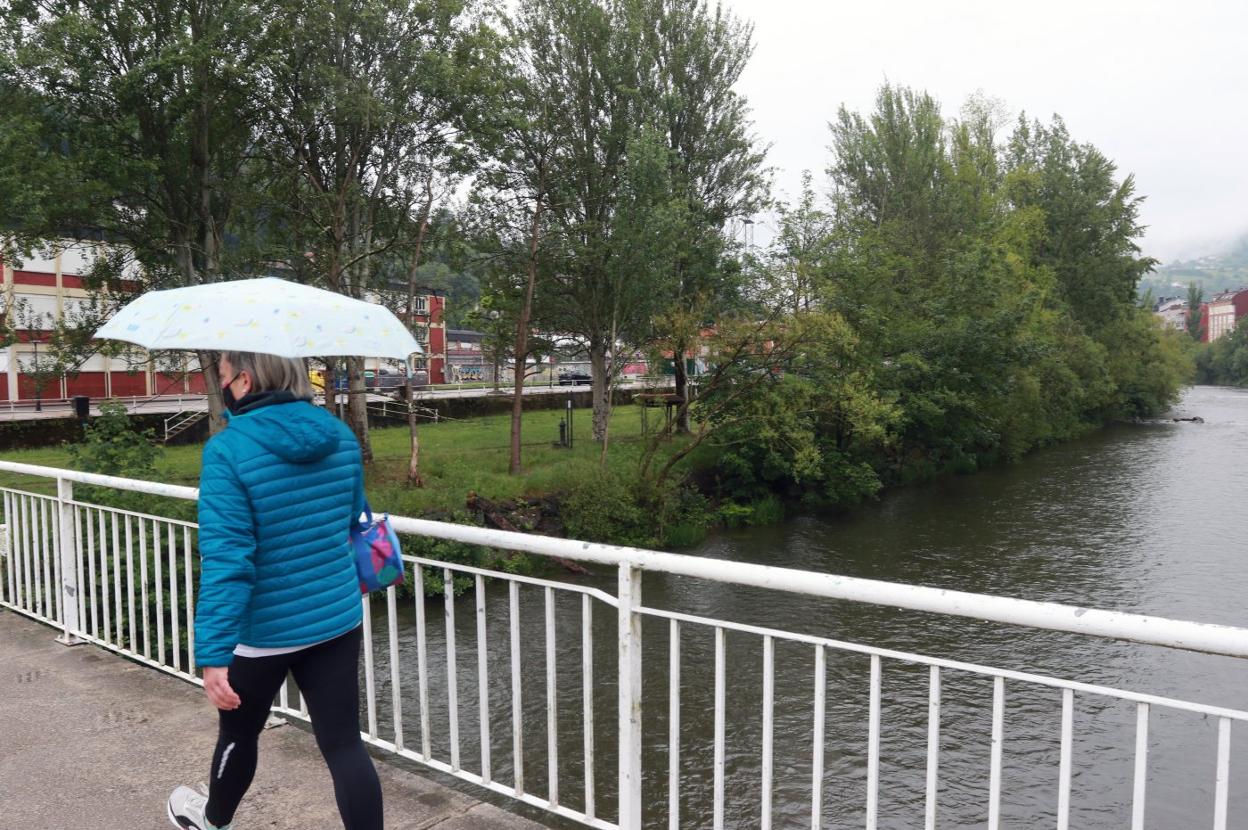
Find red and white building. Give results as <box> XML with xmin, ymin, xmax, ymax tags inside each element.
<box><xmin>2</xmin><ymin>243</ymin><xmax>451</xmax><ymax>401</ymax></box>
<box><xmin>0</xmin><ymin>243</ymin><xmax>206</xmax><ymax>402</ymax></box>
<box><xmin>391</xmin><ymin>292</ymin><xmax>447</xmax><ymax>385</ymax></box>
<box><xmin>1201</xmin><ymin>289</ymin><xmax>1248</xmax><ymax>343</ymax></box>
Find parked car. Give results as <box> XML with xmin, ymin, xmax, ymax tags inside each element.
<box><xmin>558</xmin><ymin>370</ymin><xmax>592</xmax><ymax>386</ymax></box>
<box><xmin>372</xmin><ymin>367</ymin><xmax>406</xmax><ymax>390</ymax></box>
<box><xmin>390</xmin><ymin>370</ymin><xmax>430</xmax><ymax>400</ymax></box>
<box><xmin>312</xmin><ymin>368</ymin><xmax>408</xmax><ymax>393</ymax></box>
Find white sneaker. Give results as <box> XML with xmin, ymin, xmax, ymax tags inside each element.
<box><xmin>167</xmin><ymin>784</ymin><xmax>233</xmax><ymax>830</ymax></box>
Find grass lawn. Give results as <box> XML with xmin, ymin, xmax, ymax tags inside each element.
<box><xmin>0</xmin><ymin>405</ymin><xmax>685</xmax><ymax>517</ymax></box>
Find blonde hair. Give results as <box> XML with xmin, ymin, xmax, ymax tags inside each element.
<box><xmin>223</xmin><ymin>351</ymin><xmax>315</xmax><ymax>399</ymax></box>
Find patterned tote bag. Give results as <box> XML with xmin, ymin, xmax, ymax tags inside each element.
<box><xmin>351</xmin><ymin>501</ymin><xmax>405</xmax><ymax>594</ymax></box>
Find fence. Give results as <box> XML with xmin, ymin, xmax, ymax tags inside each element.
<box><xmin>1</xmin><ymin>459</ymin><xmax>1247</xmax><ymax>829</ymax></box>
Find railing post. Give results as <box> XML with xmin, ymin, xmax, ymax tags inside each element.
<box><xmin>55</xmin><ymin>477</ymin><xmax>84</xmax><ymax>645</ymax></box>
<box><xmin>618</xmin><ymin>561</ymin><xmax>643</xmax><ymax>830</ymax></box>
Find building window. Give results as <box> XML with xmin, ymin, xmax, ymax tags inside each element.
<box><xmin>414</xmin><ymin>296</ymin><xmax>428</xmax><ymax>315</ymax></box>
<box><xmin>414</xmin><ymin>324</ymin><xmax>429</xmax><ymax>345</ymax></box>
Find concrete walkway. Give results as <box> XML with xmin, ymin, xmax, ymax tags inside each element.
<box><xmin>0</xmin><ymin>611</ymin><xmax>549</xmax><ymax>830</ymax></box>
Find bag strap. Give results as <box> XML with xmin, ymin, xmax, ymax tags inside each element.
<box><xmin>352</xmin><ymin>499</ymin><xmax>375</xmax><ymax>532</ymax></box>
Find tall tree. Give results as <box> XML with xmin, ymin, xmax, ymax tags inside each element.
<box><xmin>513</xmin><ymin>0</ymin><xmax>640</xmax><ymax>442</ymax></box>
<box><xmin>468</xmin><ymin>1</ymin><xmax>567</xmax><ymax>475</ymax></box>
<box><xmin>770</xmin><ymin>171</ymin><xmax>832</xmax><ymax>313</ymax></box>
<box><xmin>255</xmin><ymin>0</ymin><xmax>492</xmax><ymax>460</ymax></box>
<box><xmin>634</xmin><ymin>0</ymin><xmax>768</xmax><ymax>433</ymax></box>
<box><xmin>0</xmin><ymin>0</ymin><xmax>270</xmax><ymax>430</ymax></box>
<box><xmin>1186</xmin><ymin>282</ymin><xmax>1204</xmax><ymax>340</ymax></box>
<box><xmin>1005</xmin><ymin>115</ymin><xmax>1156</xmax><ymax>334</ymax></box>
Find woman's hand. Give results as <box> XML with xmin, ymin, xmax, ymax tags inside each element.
<box><xmin>204</xmin><ymin>666</ymin><xmax>241</xmax><ymax>710</ymax></box>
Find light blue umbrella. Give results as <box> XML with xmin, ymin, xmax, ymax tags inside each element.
<box><xmin>94</xmin><ymin>277</ymin><xmax>422</xmax><ymax>359</ymax></box>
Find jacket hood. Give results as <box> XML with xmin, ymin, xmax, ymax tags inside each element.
<box><xmin>226</xmin><ymin>400</ymin><xmax>341</xmax><ymax>463</ymax></box>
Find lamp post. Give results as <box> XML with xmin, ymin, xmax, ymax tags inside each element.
<box><xmin>31</xmin><ymin>335</ymin><xmax>42</xmax><ymax>412</ymax></box>
<box><xmin>487</xmin><ymin>309</ymin><xmax>502</xmax><ymax>392</ymax></box>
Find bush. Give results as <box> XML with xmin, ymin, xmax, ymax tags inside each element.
<box><xmin>560</xmin><ymin>467</ymin><xmax>652</xmax><ymax>547</ymax></box>
<box><xmin>662</xmin><ymin>521</ymin><xmax>707</xmax><ymax>548</ymax></box>
<box><xmin>749</xmin><ymin>494</ymin><xmax>784</xmax><ymax>526</ymax></box>
<box><xmin>68</xmin><ymin>401</ymin><xmax>161</xmax><ymax>479</ymax></box>
<box><xmin>396</xmin><ymin>509</ymin><xmax>536</xmax><ymax>597</ymax></box>
<box><xmin>715</xmin><ymin>494</ymin><xmax>784</xmax><ymax>529</ymax></box>
<box><xmin>67</xmin><ymin>401</ymin><xmax>182</xmax><ymax>516</ymax></box>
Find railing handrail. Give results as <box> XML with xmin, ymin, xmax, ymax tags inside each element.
<box><xmin>3</xmin><ymin>458</ymin><xmax>1248</xmax><ymax>658</ymax></box>
<box><xmin>0</xmin><ymin>460</ymin><xmax>200</xmax><ymax>500</ymax></box>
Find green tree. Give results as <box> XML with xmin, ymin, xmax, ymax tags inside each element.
<box><xmin>632</xmin><ymin>0</ymin><xmax>768</xmax><ymax>433</ymax></box>
<box><xmin>0</xmin><ymin>0</ymin><xmax>270</xmax><ymax>430</ymax></box>
<box><xmin>468</xmin><ymin>0</ymin><xmax>567</xmax><ymax>474</ymax></box>
<box><xmin>253</xmin><ymin>0</ymin><xmax>494</xmax><ymax>461</ymax></box>
<box><xmin>769</xmin><ymin>171</ymin><xmax>832</xmax><ymax>313</ymax></box>
<box><xmin>1005</xmin><ymin>115</ymin><xmax>1156</xmax><ymax>334</ymax></box>
<box><xmin>1186</xmin><ymin>282</ymin><xmax>1204</xmax><ymax>340</ymax></box>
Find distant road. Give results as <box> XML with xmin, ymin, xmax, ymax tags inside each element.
<box><xmin>0</xmin><ymin>377</ymin><xmax>674</xmax><ymax>422</ymax></box>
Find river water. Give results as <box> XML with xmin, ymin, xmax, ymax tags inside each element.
<box><xmin>375</xmin><ymin>385</ymin><xmax>1248</xmax><ymax>829</ymax></box>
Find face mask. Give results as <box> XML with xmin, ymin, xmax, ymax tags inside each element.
<box><xmin>221</xmin><ymin>372</ymin><xmax>241</xmax><ymax>413</ymax></box>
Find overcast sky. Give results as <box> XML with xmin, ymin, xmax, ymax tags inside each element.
<box><xmin>721</xmin><ymin>0</ymin><xmax>1247</xmax><ymax>263</ymax></box>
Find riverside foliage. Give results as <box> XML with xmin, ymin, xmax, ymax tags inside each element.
<box><xmin>0</xmin><ymin>0</ymin><xmax>1188</xmax><ymax>533</ymax></box>
<box><xmin>702</xmin><ymin>87</ymin><xmax>1191</xmax><ymax>512</ymax></box>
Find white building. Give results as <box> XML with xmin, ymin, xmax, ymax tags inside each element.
<box><xmin>0</xmin><ymin>242</ymin><xmax>206</xmax><ymax>402</ymax></box>
<box><xmin>1154</xmin><ymin>297</ymin><xmax>1189</xmax><ymax>332</ymax></box>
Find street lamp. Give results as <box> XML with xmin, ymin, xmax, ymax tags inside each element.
<box><xmin>31</xmin><ymin>335</ymin><xmax>42</xmax><ymax>412</ymax></box>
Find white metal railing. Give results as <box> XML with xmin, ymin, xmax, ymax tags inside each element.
<box><xmin>0</xmin><ymin>394</ymin><xmax>205</xmax><ymax>420</ymax></box>
<box><xmin>1</xmin><ymin>459</ymin><xmax>1246</xmax><ymax>829</ymax></box>
<box><xmin>163</xmin><ymin>409</ymin><xmax>209</xmax><ymax>442</ymax></box>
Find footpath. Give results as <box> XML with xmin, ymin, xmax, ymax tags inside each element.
<box><xmin>0</xmin><ymin>612</ymin><xmax>548</xmax><ymax>830</ymax></box>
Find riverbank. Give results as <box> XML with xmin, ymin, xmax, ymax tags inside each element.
<box><xmin>0</xmin><ymin>404</ymin><xmax>712</xmax><ymax>548</ymax></box>
<box><xmin>0</xmin><ymin>394</ymin><xmax>1180</xmax><ymax>557</ymax></box>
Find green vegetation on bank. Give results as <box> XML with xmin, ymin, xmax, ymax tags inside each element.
<box><xmin>1196</xmin><ymin>323</ymin><xmax>1248</xmax><ymax>386</ymax></box>
<box><xmin>0</xmin><ymin>402</ymin><xmax>716</xmax><ymax>545</ymax></box>
<box><xmin>0</xmin><ymin>85</ymin><xmax>1195</xmax><ymax>558</ymax></box>
<box><xmin>687</xmin><ymin>88</ymin><xmax>1191</xmax><ymax>518</ymax></box>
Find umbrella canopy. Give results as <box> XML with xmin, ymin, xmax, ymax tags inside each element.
<box><xmin>94</xmin><ymin>277</ymin><xmax>422</xmax><ymax>360</ymax></box>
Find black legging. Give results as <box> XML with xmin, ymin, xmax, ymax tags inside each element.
<box><xmin>205</xmin><ymin>625</ymin><xmax>383</xmax><ymax>829</ymax></box>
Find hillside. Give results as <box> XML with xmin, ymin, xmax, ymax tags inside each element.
<box><xmin>1141</xmin><ymin>236</ymin><xmax>1248</xmax><ymax>299</ymax></box>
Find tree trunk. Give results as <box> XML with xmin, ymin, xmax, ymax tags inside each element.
<box><xmin>406</xmin><ymin>399</ymin><xmax>423</xmax><ymax>486</ymax></box>
<box><xmin>510</xmin><ymin>174</ymin><xmax>544</xmax><ymax>475</ymax></box>
<box><xmin>322</xmin><ymin>358</ymin><xmax>338</xmax><ymax>415</ymax></box>
<box><xmin>673</xmin><ymin>336</ymin><xmax>691</xmax><ymax>434</ymax></box>
<box><xmin>590</xmin><ymin>341</ymin><xmax>609</xmax><ymax>441</ymax></box>
<box><xmin>509</xmin><ymin>349</ymin><xmax>527</xmax><ymax>474</ymax></box>
<box><xmin>404</xmin><ymin>179</ymin><xmax>434</xmax><ymax>486</ymax></box>
<box><xmin>347</xmin><ymin>356</ymin><xmax>373</xmax><ymax>462</ymax></box>
<box><xmin>600</xmin><ymin>315</ymin><xmax>619</xmax><ymax>465</ymax></box>
<box><xmin>198</xmin><ymin>352</ymin><xmax>227</xmax><ymax>434</ymax></box>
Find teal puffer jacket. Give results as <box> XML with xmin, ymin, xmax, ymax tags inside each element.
<box><xmin>194</xmin><ymin>398</ymin><xmax>364</xmax><ymax>668</ymax></box>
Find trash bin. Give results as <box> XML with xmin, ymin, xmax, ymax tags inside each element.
<box><xmin>72</xmin><ymin>395</ymin><xmax>90</xmax><ymax>420</ymax></box>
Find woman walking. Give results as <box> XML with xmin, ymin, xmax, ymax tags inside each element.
<box><xmin>167</xmin><ymin>351</ymin><xmax>383</xmax><ymax>830</ymax></box>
